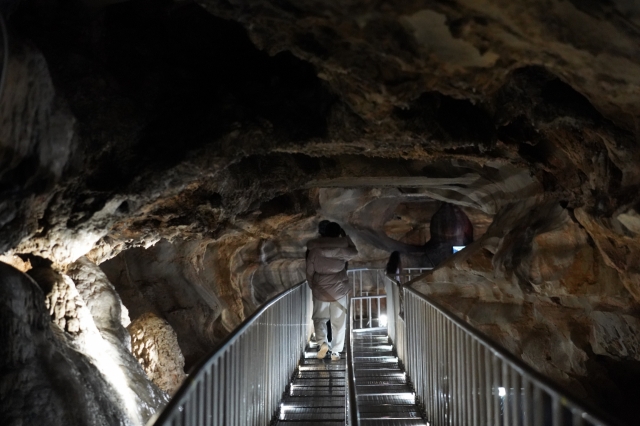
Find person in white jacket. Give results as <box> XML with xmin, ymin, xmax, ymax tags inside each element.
<box><xmin>306</xmin><ymin>222</ymin><xmax>358</xmax><ymax>360</ymax></box>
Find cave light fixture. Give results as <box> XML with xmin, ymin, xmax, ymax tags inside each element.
<box><xmin>379</xmin><ymin>314</ymin><xmax>388</xmax><ymax>328</ymax></box>
<box><xmin>280</xmin><ymin>403</ymin><xmax>291</xmax><ymax>420</ymax></box>
<box><xmin>498</xmin><ymin>386</ymin><xmax>507</xmax><ymax>397</ymax></box>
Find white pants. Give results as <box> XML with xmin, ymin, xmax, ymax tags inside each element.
<box><xmin>312</xmin><ymin>295</ymin><xmax>348</xmax><ymax>353</ymax></box>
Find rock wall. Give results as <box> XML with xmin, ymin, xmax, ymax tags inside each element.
<box><xmin>100</xmin><ymin>240</ymin><xmax>226</xmax><ymax>369</ymax></box>
<box><xmin>128</xmin><ymin>312</ymin><xmax>186</xmax><ymax>395</ymax></box>
<box><xmin>100</xmin><ymin>216</ymin><xmax>316</xmax><ymax>369</ymax></box>
<box><xmin>0</xmin><ymin>261</ymin><xmax>165</xmax><ymax>426</ymax></box>
<box><xmin>412</xmin><ymin>199</ymin><xmax>640</xmax><ymax>424</ymax></box>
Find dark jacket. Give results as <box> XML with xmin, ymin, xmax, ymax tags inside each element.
<box><xmin>306</xmin><ymin>236</ymin><xmax>358</xmax><ymax>302</ymax></box>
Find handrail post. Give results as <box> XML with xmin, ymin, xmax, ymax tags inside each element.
<box><xmin>345</xmin><ymin>298</ymin><xmax>359</xmax><ymax>425</ymax></box>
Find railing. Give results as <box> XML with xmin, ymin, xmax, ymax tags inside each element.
<box><xmin>345</xmin><ymin>314</ymin><xmax>358</xmax><ymax>425</ymax></box>
<box><xmin>391</xmin><ymin>267</ymin><xmax>434</xmax><ymax>284</ymax></box>
<box><xmin>383</xmin><ymin>273</ymin><xmax>619</xmax><ymax>426</ymax></box>
<box><xmin>348</xmin><ymin>269</ymin><xmax>387</xmax><ymax>330</ymax></box>
<box><xmin>148</xmin><ymin>281</ymin><xmax>312</xmax><ymax>426</ymax></box>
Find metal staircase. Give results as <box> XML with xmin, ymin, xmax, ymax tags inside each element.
<box><xmin>274</xmin><ymin>340</ymin><xmax>347</xmax><ymax>425</ymax></box>
<box><xmin>274</xmin><ymin>330</ymin><xmax>428</xmax><ymax>426</ymax></box>
<box><xmin>351</xmin><ymin>329</ymin><xmax>425</xmax><ymax>426</ymax></box>
<box><xmin>148</xmin><ymin>269</ymin><xmax>618</xmax><ymax>426</ymax></box>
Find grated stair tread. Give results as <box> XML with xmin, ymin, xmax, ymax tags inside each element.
<box><xmin>360</xmin><ymin>420</ymin><xmax>427</xmax><ymax>426</ymax></box>
<box><xmin>357</xmin><ymin>394</ymin><xmax>416</xmax><ymax>405</ymax></box>
<box><xmin>351</xmin><ymin>330</ymin><xmax>426</xmax><ymax>425</ymax></box>
<box><xmin>356</xmin><ymin>378</ymin><xmax>407</xmax><ymax>386</ymax></box>
<box><xmin>358</xmin><ymin>406</ymin><xmax>423</xmax><ymax>416</ymax></box>
<box><xmin>294</xmin><ymin>379</ymin><xmax>346</xmax><ymax>386</ymax></box>
<box><xmin>282</xmin><ymin>395</ymin><xmax>345</xmax><ymax>408</ymax></box>
<box><xmin>353</xmin><ymin>355</ymin><xmax>397</xmax><ymax>362</ymax></box>
<box><xmin>290</xmin><ymin>387</ymin><xmax>345</xmax><ymax>397</ymax></box>
<box><xmin>299</xmin><ymin>364</ymin><xmax>346</xmax><ymax>372</ymax></box>
<box><xmin>301</xmin><ymin>358</ymin><xmax>347</xmax><ymax>365</ymax></box>
<box><xmin>356</xmin><ymin>384</ymin><xmax>413</xmax><ymax>394</ymax></box>
<box><xmin>278</xmin><ymin>407</ymin><xmax>345</xmax><ymax>421</ymax></box>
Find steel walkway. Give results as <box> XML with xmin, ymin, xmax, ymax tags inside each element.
<box><xmin>352</xmin><ymin>330</ymin><xmax>425</xmax><ymax>426</ymax></box>
<box><xmin>149</xmin><ymin>270</ymin><xmax>619</xmax><ymax>426</ymax></box>
<box><xmin>275</xmin><ymin>330</ymin><xmax>427</xmax><ymax>426</ymax></box>
<box><xmin>275</xmin><ymin>340</ymin><xmax>346</xmax><ymax>425</ymax></box>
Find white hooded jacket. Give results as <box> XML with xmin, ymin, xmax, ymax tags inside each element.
<box><xmin>305</xmin><ymin>236</ymin><xmax>358</xmax><ymax>302</ymax></box>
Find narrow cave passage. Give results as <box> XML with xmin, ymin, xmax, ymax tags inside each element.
<box><xmin>2</xmin><ymin>0</ymin><xmax>640</xmax><ymax>425</ymax></box>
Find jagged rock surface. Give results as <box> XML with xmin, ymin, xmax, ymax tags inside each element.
<box><xmin>128</xmin><ymin>312</ymin><xmax>187</xmax><ymax>395</ymax></box>
<box><xmin>412</xmin><ymin>199</ymin><xmax>639</xmax><ymax>424</ymax></box>
<box><xmin>65</xmin><ymin>258</ymin><xmax>170</xmax><ymax>420</ymax></box>
<box><xmin>21</xmin><ymin>259</ymin><xmax>169</xmax><ymax>425</ymax></box>
<box><xmin>0</xmin><ymin>261</ymin><xmax>130</xmax><ymax>426</ymax></box>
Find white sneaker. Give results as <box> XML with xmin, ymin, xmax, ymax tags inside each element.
<box><xmin>317</xmin><ymin>343</ymin><xmax>329</xmax><ymax>359</ymax></box>
<box><xmin>331</xmin><ymin>352</ymin><xmax>340</xmax><ymax>361</ymax></box>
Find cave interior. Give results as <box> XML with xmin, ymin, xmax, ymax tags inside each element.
<box><xmin>1</xmin><ymin>0</ymin><xmax>640</xmax><ymax>425</ymax></box>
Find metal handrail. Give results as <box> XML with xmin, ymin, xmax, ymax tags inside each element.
<box><xmin>345</xmin><ymin>308</ymin><xmax>359</xmax><ymax>425</ymax></box>
<box><xmin>382</xmin><ymin>272</ymin><xmax>622</xmax><ymax>426</ymax></box>
<box><xmin>147</xmin><ymin>280</ymin><xmax>312</xmax><ymax>426</ymax></box>
<box><xmin>348</xmin><ymin>269</ymin><xmax>387</xmax><ymax>331</ymax></box>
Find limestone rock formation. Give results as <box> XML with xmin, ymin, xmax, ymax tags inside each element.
<box><xmin>65</xmin><ymin>258</ymin><xmax>170</xmax><ymax>421</ymax></box>
<box><xmin>100</xmin><ymin>239</ymin><xmax>227</xmax><ymax>369</ymax></box>
<box><xmin>412</xmin><ymin>199</ymin><xmax>638</xmax><ymax>423</ymax></box>
<box><xmin>128</xmin><ymin>312</ymin><xmax>187</xmax><ymax>395</ymax></box>
<box><xmin>0</xmin><ymin>261</ymin><xmax>132</xmax><ymax>426</ymax></box>
<box><xmin>21</xmin><ymin>258</ymin><xmax>169</xmax><ymax>425</ymax></box>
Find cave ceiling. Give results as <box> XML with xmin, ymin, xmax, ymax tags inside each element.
<box><xmin>1</xmin><ymin>0</ymin><xmax>639</xmax><ymax>271</ymax></box>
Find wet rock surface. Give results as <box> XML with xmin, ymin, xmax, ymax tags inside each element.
<box><xmin>0</xmin><ymin>261</ymin><xmax>138</xmax><ymax>426</ymax></box>
<box><xmin>128</xmin><ymin>312</ymin><xmax>187</xmax><ymax>395</ymax></box>
<box><xmin>22</xmin><ymin>258</ymin><xmax>169</xmax><ymax>425</ymax></box>
<box><xmin>0</xmin><ymin>0</ymin><xmax>639</xmax><ymax>424</ymax></box>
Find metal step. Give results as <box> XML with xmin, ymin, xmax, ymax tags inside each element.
<box><xmin>353</xmin><ymin>355</ymin><xmax>397</xmax><ymax>362</ymax></box>
<box><xmin>297</xmin><ymin>371</ymin><xmax>345</xmax><ymax>379</ymax></box>
<box><xmin>356</xmin><ymin>384</ymin><xmax>413</xmax><ymax>395</ymax></box>
<box><xmin>301</xmin><ymin>358</ymin><xmax>347</xmax><ymax>365</ymax></box>
<box><xmin>353</xmin><ymin>349</ymin><xmax>395</xmax><ymax>356</ymax></box>
<box><xmin>357</xmin><ymin>394</ymin><xmax>416</xmax><ymax>405</ymax></box>
<box><xmin>299</xmin><ymin>363</ymin><xmax>346</xmax><ymax>372</ymax></box>
<box><xmin>354</xmin><ymin>360</ymin><xmax>399</xmax><ymax>368</ymax></box>
<box><xmin>290</xmin><ymin>387</ymin><xmax>345</xmax><ymax>397</ymax></box>
<box><xmin>351</xmin><ymin>330</ymin><xmax>426</xmax><ymax>425</ymax></box>
<box><xmin>279</xmin><ymin>407</ymin><xmax>345</xmax><ymax>421</ymax></box>
<box><xmin>277</xmin><ymin>329</ymin><xmax>426</xmax><ymax>426</ymax></box>
<box><xmin>356</xmin><ymin>378</ymin><xmax>407</xmax><ymax>386</ymax></box>
<box><xmin>294</xmin><ymin>378</ymin><xmax>346</xmax><ymax>386</ymax></box>
<box><xmin>358</xmin><ymin>405</ymin><xmax>423</xmax><ymax>417</ymax></box>
<box><xmin>353</xmin><ymin>371</ymin><xmax>405</xmax><ymax>379</ymax></box>
<box><xmin>353</xmin><ymin>339</ymin><xmax>389</xmax><ymax>344</ymax></box>
<box><xmin>360</xmin><ymin>419</ymin><xmax>427</xmax><ymax>426</ymax></box>
<box><xmin>281</xmin><ymin>396</ymin><xmax>345</xmax><ymax>408</ymax></box>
